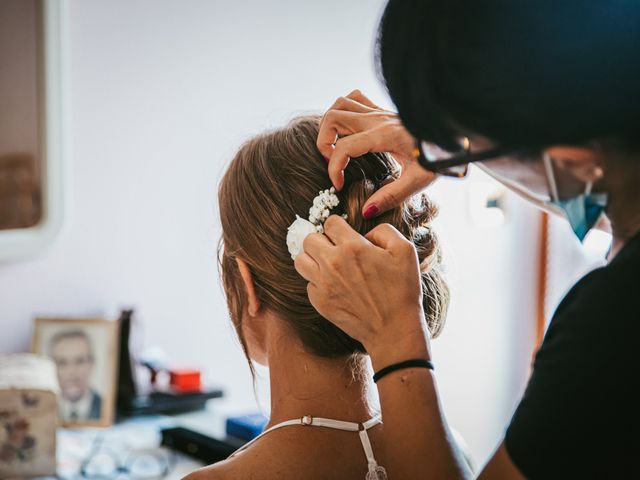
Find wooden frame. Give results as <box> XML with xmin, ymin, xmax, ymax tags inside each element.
<box><xmin>31</xmin><ymin>317</ymin><xmax>120</xmax><ymax>428</ymax></box>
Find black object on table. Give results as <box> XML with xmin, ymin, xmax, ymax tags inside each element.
<box><xmin>116</xmin><ymin>309</ymin><xmax>224</xmax><ymax>417</ymax></box>
<box><xmin>118</xmin><ymin>389</ymin><xmax>224</xmax><ymax>417</ymax></box>
<box><xmin>161</xmin><ymin>427</ymin><xmax>244</xmax><ymax>464</ymax></box>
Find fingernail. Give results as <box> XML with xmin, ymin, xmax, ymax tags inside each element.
<box><xmin>363</xmin><ymin>204</ymin><xmax>380</xmax><ymax>219</ymax></box>
<box><xmin>323</xmin><ymin>155</ymin><xmax>330</xmax><ymax>163</ymax></box>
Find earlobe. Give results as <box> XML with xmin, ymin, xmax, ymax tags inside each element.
<box><xmin>236</xmin><ymin>258</ymin><xmax>261</xmax><ymax>317</ymax></box>
<box><xmin>235</xmin><ymin>258</ymin><xmax>269</xmax><ymax>366</ymax></box>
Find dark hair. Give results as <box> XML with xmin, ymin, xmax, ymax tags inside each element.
<box><xmin>377</xmin><ymin>0</ymin><xmax>640</xmax><ymax>151</ymax></box>
<box><xmin>218</xmin><ymin>115</ymin><xmax>448</xmax><ymax>369</ymax></box>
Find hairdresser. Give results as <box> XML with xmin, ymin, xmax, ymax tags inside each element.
<box><xmin>294</xmin><ymin>1</ymin><xmax>640</xmax><ymax>478</ymax></box>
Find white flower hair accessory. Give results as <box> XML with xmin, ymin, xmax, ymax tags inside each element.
<box><xmin>286</xmin><ymin>187</ymin><xmax>347</xmax><ymax>260</ymax></box>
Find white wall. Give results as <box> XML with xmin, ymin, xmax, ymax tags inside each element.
<box><xmin>0</xmin><ymin>0</ymin><xmax>541</xmax><ymax>465</ymax></box>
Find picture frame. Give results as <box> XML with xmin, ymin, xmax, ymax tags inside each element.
<box><xmin>31</xmin><ymin>318</ymin><xmax>120</xmax><ymax>427</ymax></box>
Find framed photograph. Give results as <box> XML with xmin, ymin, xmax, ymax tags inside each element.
<box><xmin>31</xmin><ymin>318</ymin><xmax>120</xmax><ymax>427</ymax></box>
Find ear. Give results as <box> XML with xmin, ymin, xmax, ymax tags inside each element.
<box><xmin>236</xmin><ymin>258</ymin><xmax>261</xmax><ymax>317</ymax></box>
<box><xmin>544</xmin><ymin>145</ymin><xmax>604</xmax><ymax>184</ymax></box>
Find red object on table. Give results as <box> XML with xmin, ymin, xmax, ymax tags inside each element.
<box><xmin>169</xmin><ymin>369</ymin><xmax>201</xmax><ymax>392</ymax></box>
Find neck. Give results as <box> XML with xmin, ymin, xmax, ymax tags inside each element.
<box><xmin>263</xmin><ymin>318</ymin><xmax>376</xmax><ymax>428</ymax></box>
<box><xmin>602</xmin><ymin>155</ymin><xmax>640</xmax><ymax>258</ymax></box>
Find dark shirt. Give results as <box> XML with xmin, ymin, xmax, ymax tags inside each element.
<box><xmin>505</xmin><ymin>231</ymin><xmax>640</xmax><ymax>479</ymax></box>
<box><xmin>88</xmin><ymin>390</ymin><xmax>102</xmax><ymax>420</ymax></box>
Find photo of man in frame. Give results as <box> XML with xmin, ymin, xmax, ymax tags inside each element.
<box><xmin>32</xmin><ymin>318</ymin><xmax>119</xmax><ymax>427</ymax></box>
<box><xmin>48</xmin><ymin>329</ymin><xmax>102</xmax><ymax>422</ymax></box>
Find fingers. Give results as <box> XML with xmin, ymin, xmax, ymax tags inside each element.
<box><xmin>294</xmin><ymin>251</ymin><xmax>318</xmax><ymax>283</ymax></box>
<box><xmin>328</xmin><ymin>95</ymin><xmax>377</xmax><ymax>115</ymax></box>
<box><xmin>364</xmin><ymin>223</ymin><xmax>411</xmax><ymax>251</ymax></box>
<box><xmin>317</xmin><ymin>90</ymin><xmax>383</xmax><ymax>160</ymax></box>
<box><xmin>322</xmin><ymin>215</ymin><xmax>363</xmax><ymax>246</ymax></box>
<box><xmin>306</xmin><ymin>282</ymin><xmax>322</xmax><ymax>315</ymax></box>
<box><xmin>316</xmin><ymin>110</ymin><xmax>373</xmax><ymax>163</ymax></box>
<box><xmin>362</xmin><ymin>166</ymin><xmax>436</xmax><ymax>218</ymax></box>
<box><xmin>345</xmin><ymin>89</ymin><xmax>380</xmax><ymax>110</ymax></box>
<box><xmin>302</xmin><ymin>232</ymin><xmax>334</xmax><ymax>263</ymax></box>
<box><xmin>328</xmin><ymin>130</ymin><xmax>384</xmax><ymax>190</ymax></box>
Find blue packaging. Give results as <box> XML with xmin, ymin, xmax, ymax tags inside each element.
<box><xmin>226</xmin><ymin>413</ymin><xmax>269</xmax><ymax>441</ymax></box>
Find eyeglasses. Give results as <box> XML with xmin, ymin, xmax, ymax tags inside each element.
<box><xmin>412</xmin><ymin>137</ymin><xmax>528</xmax><ymax>178</ymax></box>
<box><xmin>80</xmin><ymin>436</ymin><xmax>176</xmax><ymax>480</ymax></box>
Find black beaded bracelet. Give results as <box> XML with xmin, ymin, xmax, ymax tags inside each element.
<box><xmin>373</xmin><ymin>359</ymin><xmax>434</xmax><ymax>383</ymax></box>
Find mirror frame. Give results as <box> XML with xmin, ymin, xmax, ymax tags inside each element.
<box><xmin>0</xmin><ymin>0</ymin><xmax>68</xmax><ymax>262</ymax></box>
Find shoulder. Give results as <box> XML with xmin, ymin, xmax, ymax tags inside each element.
<box><xmin>181</xmin><ymin>441</ymin><xmax>291</xmax><ymax>480</ymax></box>
<box><xmin>183</xmin><ymin>464</ymin><xmax>225</xmax><ymax>480</ymax></box>
<box><xmin>182</xmin><ymin>430</ymin><xmax>330</xmax><ymax>480</ymax></box>
<box><xmin>572</xmin><ymin>234</ymin><xmax>640</xmax><ymax>305</ymax></box>
<box><xmin>537</xmin><ymin>260</ymin><xmax>639</xmax><ymax>372</ymax></box>
<box><xmin>550</xmin><ymin>257</ymin><xmax>638</xmax><ymax>333</ymax></box>
<box><xmin>504</xmin><ymin>241</ymin><xmax>640</xmax><ymax>477</ymax></box>
<box><xmin>183</xmin><ymin>457</ymin><xmax>243</xmax><ymax>480</ymax></box>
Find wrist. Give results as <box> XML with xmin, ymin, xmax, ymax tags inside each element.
<box><xmin>366</xmin><ymin>323</ymin><xmax>432</xmax><ymax>372</ymax></box>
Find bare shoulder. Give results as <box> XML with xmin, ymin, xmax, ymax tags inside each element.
<box><xmin>182</xmin><ymin>464</ymin><xmax>220</xmax><ymax>480</ymax></box>
<box><xmin>182</xmin><ymin>457</ymin><xmax>236</xmax><ymax>480</ymax></box>
<box><xmin>182</xmin><ymin>446</ymin><xmax>281</xmax><ymax>480</ymax></box>
<box><xmin>181</xmin><ymin>437</ymin><xmax>299</xmax><ymax>480</ymax></box>
<box><xmin>182</xmin><ymin>427</ymin><xmax>367</xmax><ymax>480</ymax></box>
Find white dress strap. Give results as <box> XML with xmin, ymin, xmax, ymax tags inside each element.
<box><xmin>357</xmin><ymin>420</ymin><xmax>388</xmax><ymax>480</ymax></box>
<box><xmin>362</xmin><ymin>416</ymin><xmax>381</xmax><ymax>430</ymax></box>
<box><xmin>229</xmin><ymin>419</ymin><xmax>300</xmax><ymax>457</ymax></box>
<box><xmin>229</xmin><ymin>414</ymin><xmax>387</xmax><ymax>479</ymax></box>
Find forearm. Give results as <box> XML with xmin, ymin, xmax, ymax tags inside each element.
<box><xmin>371</xmin><ymin>333</ymin><xmax>472</xmax><ymax>480</ymax></box>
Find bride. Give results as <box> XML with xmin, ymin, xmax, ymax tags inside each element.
<box><xmin>187</xmin><ymin>115</ymin><xmax>449</xmax><ymax>479</ymax></box>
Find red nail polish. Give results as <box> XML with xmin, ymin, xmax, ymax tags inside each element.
<box><xmin>324</xmin><ymin>156</ymin><xmax>330</xmax><ymax>163</ymax></box>
<box><xmin>363</xmin><ymin>204</ymin><xmax>380</xmax><ymax>219</ymax></box>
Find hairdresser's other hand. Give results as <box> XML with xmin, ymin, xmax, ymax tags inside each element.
<box><xmin>295</xmin><ymin>215</ymin><xmax>431</xmax><ymax>367</ymax></box>
<box><xmin>317</xmin><ymin>89</ymin><xmax>435</xmax><ymax>219</ymax></box>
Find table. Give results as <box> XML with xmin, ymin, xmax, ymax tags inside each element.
<box><xmin>54</xmin><ymin>401</ymin><xmax>247</xmax><ymax>479</ymax></box>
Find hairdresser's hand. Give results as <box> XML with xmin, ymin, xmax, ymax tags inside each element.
<box><xmin>317</xmin><ymin>89</ymin><xmax>435</xmax><ymax>219</ymax></box>
<box><xmin>295</xmin><ymin>215</ymin><xmax>431</xmax><ymax>367</ymax></box>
